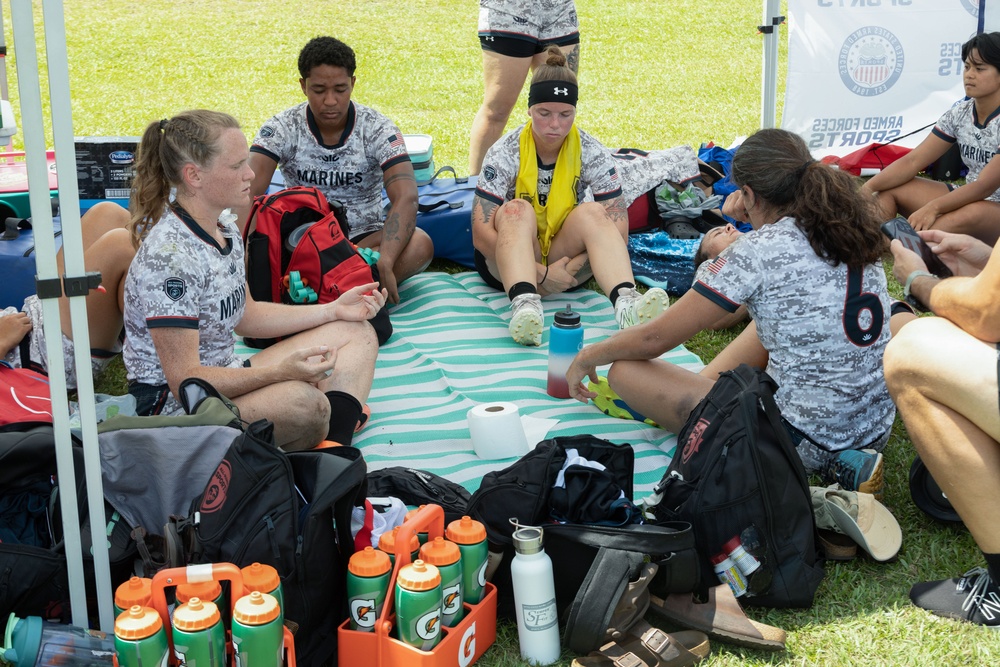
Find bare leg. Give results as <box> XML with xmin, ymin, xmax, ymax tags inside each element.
<box><xmin>469</xmin><ymin>50</ymin><xmax>533</xmax><ymax>175</ymax></box>
<box><xmin>56</xmin><ymin>202</ymin><xmax>132</xmax><ymax>350</ymax></box>
<box><xmin>608</xmin><ymin>359</ymin><xmax>715</xmax><ymax>434</ymax></box>
<box><xmin>492</xmin><ymin>199</ymin><xmax>544</xmax><ymax>291</ymax></box>
<box><xmin>236</xmin><ymin>319</ymin><xmax>379</xmax><ymax>450</ymax></box>
<box><xmin>547</xmin><ymin>202</ymin><xmax>633</xmax><ymax>295</ymax></box>
<box><xmin>884</xmin><ymin>317</ymin><xmax>1000</xmax><ymax>552</ymax></box>
<box><xmin>698</xmin><ymin>320</ymin><xmax>768</xmax><ymax>380</ymax></box>
<box><xmin>354</xmin><ymin>227</ymin><xmax>434</xmax><ymax>283</ymax></box>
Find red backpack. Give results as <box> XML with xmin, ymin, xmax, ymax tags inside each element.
<box><xmin>0</xmin><ymin>363</ymin><xmax>53</xmax><ymax>428</ymax></box>
<box><xmin>244</xmin><ymin>186</ymin><xmax>392</xmax><ymax>346</ymax></box>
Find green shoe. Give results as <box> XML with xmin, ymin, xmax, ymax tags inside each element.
<box><xmin>588</xmin><ymin>376</ymin><xmax>658</xmax><ymax>426</ymax></box>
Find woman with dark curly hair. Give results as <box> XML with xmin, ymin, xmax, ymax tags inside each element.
<box><xmin>568</xmin><ymin>128</ymin><xmax>895</xmax><ymax>493</ymax></box>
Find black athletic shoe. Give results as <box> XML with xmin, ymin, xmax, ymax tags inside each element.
<box><xmin>910</xmin><ymin>567</ymin><xmax>1000</xmax><ymax>628</ymax></box>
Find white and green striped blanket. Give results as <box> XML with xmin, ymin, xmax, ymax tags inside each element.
<box><xmin>349</xmin><ymin>272</ymin><xmax>704</xmax><ymax>498</ymax></box>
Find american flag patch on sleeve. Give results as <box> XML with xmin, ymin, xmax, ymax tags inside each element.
<box><xmin>707</xmin><ymin>256</ymin><xmax>727</xmax><ymax>275</ymax></box>
<box><xmin>387</xmin><ymin>133</ymin><xmax>405</xmax><ymax>148</ymax></box>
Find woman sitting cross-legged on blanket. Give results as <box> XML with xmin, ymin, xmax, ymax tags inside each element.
<box><xmin>122</xmin><ymin>110</ymin><xmax>386</xmax><ymax>451</ymax></box>
<box><xmin>471</xmin><ymin>46</ymin><xmax>669</xmax><ymax>346</ymax></box>
<box><xmin>567</xmin><ymin>128</ymin><xmax>896</xmax><ymax>494</ymax></box>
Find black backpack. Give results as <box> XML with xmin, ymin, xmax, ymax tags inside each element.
<box><xmin>466</xmin><ymin>435</ymin><xmax>699</xmax><ymax>637</ymax></box>
<box><xmin>646</xmin><ymin>364</ymin><xmax>824</xmax><ymax>608</ymax></box>
<box><xmin>0</xmin><ymin>425</ymin><xmax>141</xmax><ymax>622</ymax></box>
<box><xmin>167</xmin><ymin>420</ymin><xmax>367</xmax><ymax>667</ymax></box>
<box><xmin>366</xmin><ymin>467</ymin><xmax>471</xmax><ymax>526</ymax></box>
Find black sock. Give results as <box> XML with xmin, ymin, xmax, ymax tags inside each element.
<box><xmin>609</xmin><ymin>282</ymin><xmax>635</xmax><ymax>307</ymax></box>
<box><xmin>325</xmin><ymin>390</ymin><xmax>363</xmax><ymax>446</ymax></box>
<box><xmin>983</xmin><ymin>552</ymin><xmax>1000</xmax><ymax>583</ymax></box>
<box><xmin>508</xmin><ymin>282</ymin><xmax>536</xmax><ymax>302</ymax></box>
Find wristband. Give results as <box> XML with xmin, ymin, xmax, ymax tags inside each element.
<box><xmin>540</xmin><ymin>264</ymin><xmax>549</xmax><ymax>286</ymax></box>
<box><xmin>903</xmin><ymin>270</ymin><xmax>936</xmax><ymax>311</ymax></box>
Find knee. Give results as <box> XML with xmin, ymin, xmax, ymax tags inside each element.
<box><xmin>495</xmin><ymin>200</ymin><xmax>536</xmax><ymax>235</ymax></box>
<box><xmin>607</xmin><ymin>360</ymin><xmax>639</xmax><ymax>394</ymax></box>
<box><xmin>281</xmin><ymin>384</ymin><xmax>331</xmax><ymax>450</ymax></box>
<box><xmin>85</xmin><ymin>201</ymin><xmax>129</xmax><ymax>227</ymax></box>
<box><xmin>407</xmin><ymin>228</ymin><xmax>435</xmax><ymax>266</ymax></box>
<box><xmin>883</xmin><ymin>322</ymin><xmax>937</xmax><ymax>398</ymax></box>
<box><xmin>569</xmin><ymin>202</ymin><xmax>618</xmax><ymax>232</ymax></box>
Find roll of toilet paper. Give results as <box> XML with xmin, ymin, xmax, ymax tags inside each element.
<box><xmin>468</xmin><ymin>402</ymin><xmax>530</xmax><ymax>460</ymax></box>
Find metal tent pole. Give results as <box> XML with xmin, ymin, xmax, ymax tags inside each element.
<box><xmin>10</xmin><ymin>0</ymin><xmax>114</xmax><ymax>631</ymax></box>
<box><xmin>759</xmin><ymin>0</ymin><xmax>783</xmax><ymax>129</ymax></box>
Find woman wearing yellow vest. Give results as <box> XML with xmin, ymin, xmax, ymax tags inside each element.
<box><xmin>472</xmin><ymin>46</ymin><xmax>669</xmax><ymax>346</ymax></box>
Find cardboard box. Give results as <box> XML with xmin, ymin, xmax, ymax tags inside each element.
<box><xmin>74</xmin><ymin>136</ymin><xmax>139</xmax><ymax>208</ymax></box>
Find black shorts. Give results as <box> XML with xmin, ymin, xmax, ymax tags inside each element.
<box><xmin>480</xmin><ymin>32</ymin><xmax>580</xmax><ymax>59</ymax></box>
<box><xmin>474</xmin><ymin>249</ymin><xmax>505</xmax><ymax>291</ymax></box>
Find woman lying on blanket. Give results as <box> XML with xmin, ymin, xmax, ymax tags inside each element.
<box><xmin>471</xmin><ymin>45</ymin><xmax>669</xmax><ymax>346</ymax></box>
<box><xmin>1</xmin><ymin>202</ymin><xmax>135</xmax><ymax>389</ymax></box>
<box><xmin>123</xmin><ymin>110</ymin><xmax>386</xmax><ymax>451</ymax></box>
<box><xmin>863</xmin><ymin>32</ymin><xmax>1000</xmax><ymax>245</ymax></box>
<box><xmin>567</xmin><ymin>128</ymin><xmax>895</xmax><ymax>494</ymax></box>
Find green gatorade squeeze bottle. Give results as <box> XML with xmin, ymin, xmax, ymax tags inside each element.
<box><xmin>446</xmin><ymin>516</ymin><xmax>488</xmax><ymax>604</ymax></box>
<box><xmin>171</xmin><ymin>597</ymin><xmax>226</xmax><ymax>667</ymax></box>
<box><xmin>114</xmin><ymin>576</ymin><xmax>153</xmax><ymax>618</ymax></box>
<box><xmin>232</xmin><ymin>591</ymin><xmax>284</xmax><ymax>667</ymax></box>
<box><xmin>377</xmin><ymin>525</ymin><xmax>420</xmax><ymax>567</ymax></box>
<box><xmin>394</xmin><ymin>560</ymin><xmax>442</xmax><ymax>651</ymax></box>
<box><xmin>405</xmin><ymin>505</ymin><xmax>430</xmax><ymax>545</ymax></box>
<box><xmin>347</xmin><ymin>546</ymin><xmax>392</xmax><ymax>632</ymax></box>
<box><xmin>241</xmin><ymin>562</ymin><xmax>284</xmax><ymax>613</ymax></box>
<box><xmin>418</xmin><ymin>536</ymin><xmax>464</xmax><ymax>627</ymax></box>
<box><xmin>176</xmin><ymin>580</ymin><xmax>227</xmax><ymax>628</ymax></box>
<box><xmin>114</xmin><ymin>605</ymin><xmax>169</xmax><ymax>667</ymax></box>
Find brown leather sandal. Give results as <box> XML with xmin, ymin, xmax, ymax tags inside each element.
<box><xmin>572</xmin><ymin>619</ymin><xmax>710</xmax><ymax>667</ymax></box>
<box><xmin>647</xmin><ymin>584</ymin><xmax>786</xmax><ymax>651</ymax></box>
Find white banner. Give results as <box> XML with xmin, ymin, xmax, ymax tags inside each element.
<box><xmin>782</xmin><ymin>0</ymin><xmax>985</xmax><ymax>159</ymax></box>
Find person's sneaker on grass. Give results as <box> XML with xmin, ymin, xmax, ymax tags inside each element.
<box><xmin>615</xmin><ymin>287</ymin><xmax>669</xmax><ymax>330</ymax></box>
<box><xmin>588</xmin><ymin>376</ymin><xmax>658</xmax><ymax>426</ymax></box>
<box><xmin>509</xmin><ymin>292</ymin><xmax>544</xmax><ymax>346</ymax></box>
<box><xmin>822</xmin><ymin>448</ymin><xmax>884</xmax><ymax>498</ymax></box>
<box><xmin>910</xmin><ymin>567</ymin><xmax>1000</xmax><ymax>628</ymax></box>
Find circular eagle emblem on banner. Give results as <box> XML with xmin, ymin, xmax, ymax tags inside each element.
<box><xmin>839</xmin><ymin>26</ymin><xmax>904</xmax><ymax>97</ymax></box>
<box><xmin>962</xmin><ymin>0</ymin><xmax>980</xmax><ymax>18</ymax></box>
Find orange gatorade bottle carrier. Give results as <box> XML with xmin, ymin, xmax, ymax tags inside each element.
<box><xmin>338</xmin><ymin>504</ymin><xmax>497</xmax><ymax>667</ymax></box>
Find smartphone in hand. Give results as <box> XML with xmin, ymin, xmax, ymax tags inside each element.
<box><xmin>880</xmin><ymin>216</ymin><xmax>953</xmax><ymax>279</ymax></box>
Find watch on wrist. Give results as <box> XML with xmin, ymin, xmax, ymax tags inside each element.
<box><xmin>903</xmin><ymin>270</ymin><xmax>936</xmax><ymax>312</ymax></box>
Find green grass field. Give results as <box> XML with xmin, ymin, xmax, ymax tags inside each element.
<box><xmin>5</xmin><ymin>1</ymin><xmax>1000</xmax><ymax>665</ymax></box>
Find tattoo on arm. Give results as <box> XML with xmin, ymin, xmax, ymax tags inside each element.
<box><xmin>566</xmin><ymin>45</ymin><xmax>580</xmax><ymax>74</ymax></box>
<box><xmin>603</xmin><ymin>195</ymin><xmax>627</xmax><ymax>228</ymax></box>
<box><xmin>383</xmin><ymin>210</ymin><xmax>402</xmax><ymax>244</ymax></box>
<box><xmin>473</xmin><ymin>197</ymin><xmax>499</xmax><ymax>226</ymax></box>
<box><xmin>383</xmin><ymin>172</ymin><xmax>416</xmax><ymax>188</ymax></box>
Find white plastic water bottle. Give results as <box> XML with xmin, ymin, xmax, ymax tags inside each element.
<box><xmin>510</xmin><ymin>526</ymin><xmax>561</xmax><ymax>665</ymax></box>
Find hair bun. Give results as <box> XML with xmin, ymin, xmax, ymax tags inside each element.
<box><xmin>544</xmin><ymin>44</ymin><xmax>566</xmax><ymax>68</ymax></box>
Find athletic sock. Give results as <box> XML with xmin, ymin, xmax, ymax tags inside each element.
<box><xmin>325</xmin><ymin>390</ymin><xmax>364</xmax><ymax>447</ymax></box>
<box><xmin>609</xmin><ymin>282</ymin><xmax>635</xmax><ymax>307</ymax></box>
<box><xmin>508</xmin><ymin>282</ymin><xmax>536</xmax><ymax>302</ymax></box>
<box><xmin>983</xmin><ymin>552</ymin><xmax>1000</xmax><ymax>583</ymax></box>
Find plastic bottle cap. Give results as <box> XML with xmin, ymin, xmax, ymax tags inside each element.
<box><xmin>115</xmin><ymin>576</ymin><xmax>153</xmax><ymax>609</ymax></box>
<box><xmin>241</xmin><ymin>562</ymin><xmax>281</xmax><ymax>594</ymax></box>
<box><xmin>404</xmin><ymin>505</ymin><xmax>427</xmax><ymax>522</ymax></box>
<box><xmin>233</xmin><ymin>591</ymin><xmax>280</xmax><ymax>625</ymax></box>
<box><xmin>175</xmin><ymin>580</ymin><xmax>222</xmax><ymax>604</ymax></box>
<box><xmin>114</xmin><ymin>605</ymin><xmax>163</xmax><ymax>640</ymax></box>
<box><xmin>722</xmin><ymin>536</ymin><xmax>743</xmax><ymax>554</ymax></box>
<box><xmin>418</xmin><ymin>536</ymin><xmax>461</xmax><ymax>566</ymax></box>
<box><xmin>378</xmin><ymin>525</ymin><xmax>420</xmax><ymax>553</ymax></box>
<box><xmin>172</xmin><ymin>598</ymin><xmax>221</xmax><ymax>631</ymax></box>
<box><xmin>445</xmin><ymin>516</ymin><xmax>486</xmax><ymax>545</ymax></box>
<box><xmin>710</xmin><ymin>552</ymin><xmax>730</xmax><ymax>566</ymax></box>
<box><xmin>554</xmin><ymin>306</ymin><xmax>580</xmax><ymax>327</ymax></box>
<box><xmin>512</xmin><ymin>526</ymin><xmax>544</xmax><ymax>555</ymax></box>
<box><xmin>396</xmin><ymin>560</ymin><xmax>441</xmax><ymax>591</ymax></box>
<box><xmin>349</xmin><ymin>546</ymin><xmax>392</xmax><ymax>576</ymax></box>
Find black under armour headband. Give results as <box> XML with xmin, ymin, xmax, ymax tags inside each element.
<box><xmin>528</xmin><ymin>80</ymin><xmax>578</xmax><ymax>107</ymax></box>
